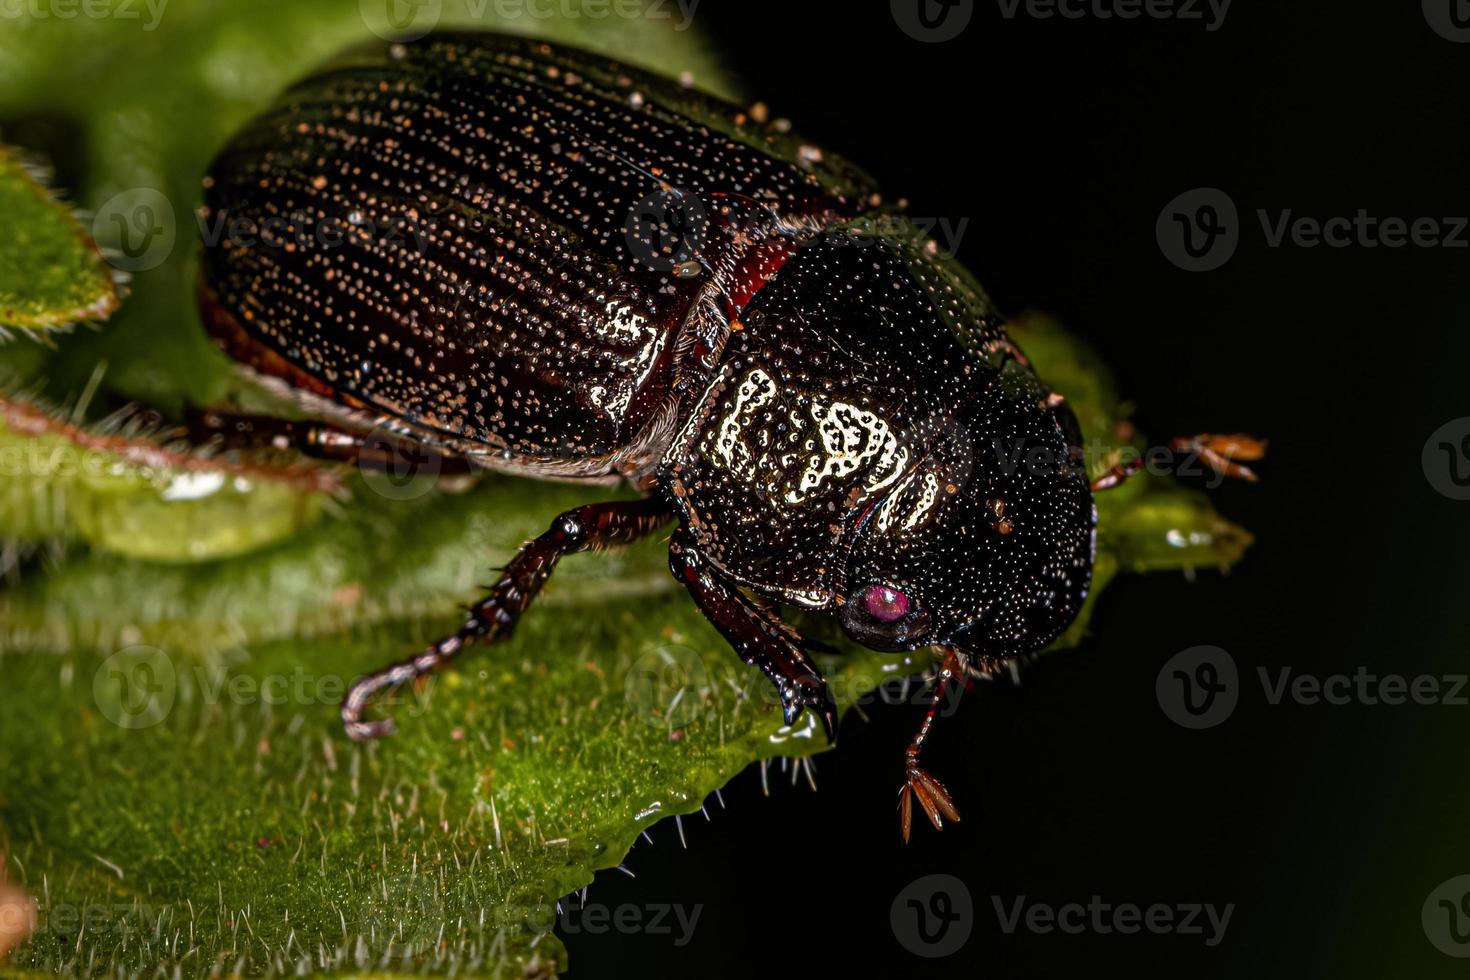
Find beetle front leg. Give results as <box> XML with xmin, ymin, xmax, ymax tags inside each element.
<box><xmin>667</xmin><ymin>527</ymin><xmax>838</xmax><ymax>741</ymax></box>
<box><xmin>342</xmin><ymin>497</ymin><xmax>672</xmax><ymax>741</ymax></box>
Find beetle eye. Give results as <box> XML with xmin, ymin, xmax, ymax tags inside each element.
<box><xmin>841</xmin><ymin>581</ymin><xmax>930</xmax><ymax>651</ymax></box>
<box><xmin>862</xmin><ymin>584</ymin><xmax>911</xmax><ymax>622</ymax></box>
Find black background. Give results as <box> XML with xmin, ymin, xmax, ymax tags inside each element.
<box><xmin>556</xmin><ymin>1</ymin><xmax>1470</xmax><ymax>976</ymax></box>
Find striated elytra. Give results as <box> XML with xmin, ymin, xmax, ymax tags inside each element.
<box><xmin>198</xmin><ymin>32</ymin><xmax>1101</xmax><ymax>838</ymax></box>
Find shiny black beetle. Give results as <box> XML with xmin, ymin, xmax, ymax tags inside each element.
<box><xmin>197</xmin><ymin>33</ymin><xmax>1190</xmax><ymax>838</ymax></box>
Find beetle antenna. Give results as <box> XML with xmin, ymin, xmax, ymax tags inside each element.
<box><xmin>898</xmin><ymin>646</ymin><xmax>964</xmax><ymax>843</ymax></box>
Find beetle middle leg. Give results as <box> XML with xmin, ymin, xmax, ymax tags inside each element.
<box><xmin>898</xmin><ymin>646</ymin><xmax>964</xmax><ymax>842</ymax></box>
<box><xmin>667</xmin><ymin>527</ymin><xmax>839</xmax><ymax>741</ymax></box>
<box><xmin>342</xmin><ymin>496</ymin><xmax>672</xmax><ymax>741</ymax></box>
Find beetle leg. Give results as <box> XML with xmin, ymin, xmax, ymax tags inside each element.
<box><xmin>186</xmin><ymin>409</ymin><xmax>471</xmax><ymax>473</ymax></box>
<box><xmin>667</xmin><ymin>527</ymin><xmax>838</xmax><ymax>741</ymax></box>
<box><xmin>898</xmin><ymin>646</ymin><xmax>964</xmax><ymax>842</ymax></box>
<box><xmin>342</xmin><ymin>497</ymin><xmax>672</xmax><ymax>741</ymax></box>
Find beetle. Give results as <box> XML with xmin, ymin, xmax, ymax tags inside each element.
<box><xmin>196</xmin><ymin>33</ymin><xmax>1260</xmax><ymax>839</ymax></box>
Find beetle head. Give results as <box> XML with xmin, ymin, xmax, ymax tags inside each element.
<box><xmin>836</xmin><ymin>369</ymin><xmax>1095</xmax><ymax>661</ymax></box>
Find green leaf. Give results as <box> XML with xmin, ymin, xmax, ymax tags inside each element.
<box><xmin>0</xmin><ymin>150</ymin><xmax>118</xmax><ymax>336</ymax></box>
<box><xmin>0</xmin><ymin>394</ymin><xmax>331</xmax><ymax>562</ymax></box>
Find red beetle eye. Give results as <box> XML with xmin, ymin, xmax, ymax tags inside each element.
<box><xmin>863</xmin><ymin>584</ymin><xmax>911</xmax><ymax>623</ymax></box>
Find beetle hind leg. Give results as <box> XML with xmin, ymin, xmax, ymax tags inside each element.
<box><xmin>186</xmin><ymin>408</ymin><xmax>472</xmax><ymax>474</ymax></box>
<box><xmin>342</xmin><ymin>497</ymin><xmax>672</xmax><ymax>741</ymax></box>
<box><xmin>898</xmin><ymin>646</ymin><xmax>965</xmax><ymax>843</ymax></box>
